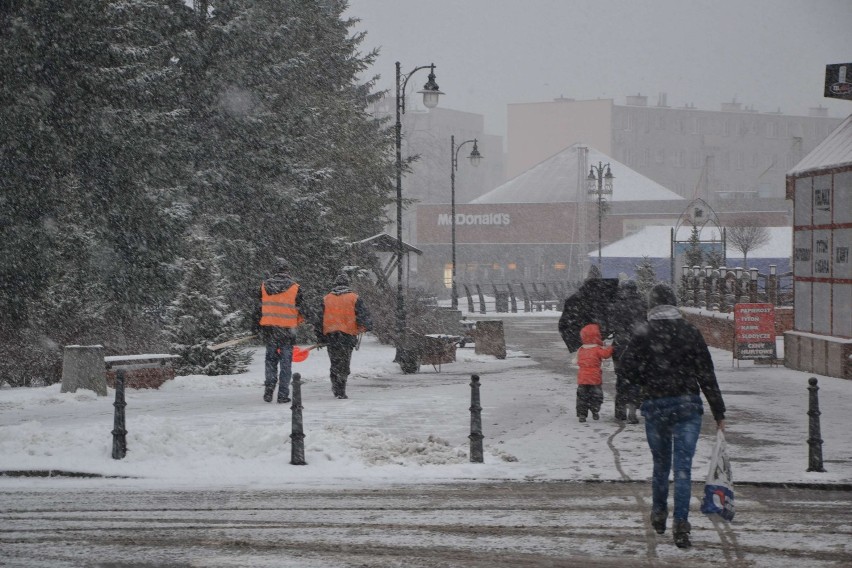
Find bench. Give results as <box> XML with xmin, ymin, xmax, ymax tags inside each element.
<box><xmin>105</xmin><ymin>354</ymin><xmax>181</xmax><ymax>389</ymax></box>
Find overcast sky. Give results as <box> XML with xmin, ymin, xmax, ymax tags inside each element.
<box><xmin>345</xmin><ymin>0</ymin><xmax>852</xmax><ymax>139</ymax></box>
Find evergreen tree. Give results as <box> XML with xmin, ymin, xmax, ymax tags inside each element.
<box><xmin>634</xmin><ymin>256</ymin><xmax>657</xmax><ymax>301</ymax></box>
<box><xmin>163</xmin><ymin>232</ymin><xmax>250</xmax><ymax>376</ymax></box>
<box><xmin>187</xmin><ymin>0</ymin><xmax>394</xmax><ymax>321</ymax></box>
<box><xmin>684</xmin><ymin>223</ymin><xmax>704</xmax><ymax>269</ymax></box>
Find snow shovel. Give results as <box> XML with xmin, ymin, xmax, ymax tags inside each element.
<box><xmin>208</xmin><ymin>334</ymin><xmax>257</xmax><ymax>351</ymax></box>
<box><xmin>293</xmin><ymin>344</ymin><xmax>323</xmax><ymax>362</ymax></box>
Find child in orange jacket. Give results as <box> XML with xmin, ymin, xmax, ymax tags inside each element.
<box><xmin>576</xmin><ymin>323</ymin><xmax>614</xmax><ymax>422</ymax></box>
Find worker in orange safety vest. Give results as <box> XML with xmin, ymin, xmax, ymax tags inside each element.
<box><xmin>257</xmin><ymin>257</ymin><xmax>310</xmax><ymax>404</ymax></box>
<box><xmin>317</xmin><ymin>273</ymin><xmax>371</xmax><ymax>399</ymax></box>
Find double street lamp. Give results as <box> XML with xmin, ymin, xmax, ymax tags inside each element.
<box><xmin>449</xmin><ymin>135</ymin><xmax>482</xmax><ymax>310</ymax></box>
<box><xmin>395</xmin><ymin>61</ymin><xmax>443</xmax><ymax>371</ymax></box>
<box><xmin>586</xmin><ymin>162</ymin><xmax>614</xmax><ymax>267</ymax></box>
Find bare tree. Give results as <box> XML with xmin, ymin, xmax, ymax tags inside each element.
<box><xmin>726</xmin><ymin>221</ymin><xmax>771</xmax><ymax>268</ymax></box>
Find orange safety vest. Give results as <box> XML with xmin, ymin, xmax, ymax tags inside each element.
<box><xmin>260</xmin><ymin>283</ymin><xmax>304</xmax><ymax>328</ymax></box>
<box><xmin>323</xmin><ymin>292</ymin><xmax>361</xmax><ymax>335</ymax></box>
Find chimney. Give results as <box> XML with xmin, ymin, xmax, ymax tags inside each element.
<box><xmin>657</xmin><ymin>92</ymin><xmax>668</xmax><ymax>107</ymax></box>
<box><xmin>626</xmin><ymin>93</ymin><xmax>647</xmax><ymax>106</ymax></box>
<box><xmin>721</xmin><ymin>99</ymin><xmax>742</xmax><ymax>113</ymax></box>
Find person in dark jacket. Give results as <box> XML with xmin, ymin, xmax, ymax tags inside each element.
<box><xmin>256</xmin><ymin>258</ymin><xmax>311</xmax><ymax>404</ymax></box>
<box><xmin>558</xmin><ymin>265</ymin><xmax>619</xmax><ymax>352</ymax></box>
<box><xmin>609</xmin><ymin>280</ymin><xmax>647</xmax><ymax>423</ymax></box>
<box><xmin>317</xmin><ymin>273</ymin><xmax>372</xmax><ymax>399</ymax></box>
<box><xmin>619</xmin><ymin>283</ymin><xmax>726</xmax><ymax>549</ymax></box>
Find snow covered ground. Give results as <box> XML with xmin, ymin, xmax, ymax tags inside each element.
<box><xmin>1</xmin><ymin>314</ymin><xmax>849</xmax><ymax>491</ymax></box>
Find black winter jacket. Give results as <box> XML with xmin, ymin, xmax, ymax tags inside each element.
<box><xmin>619</xmin><ymin>305</ymin><xmax>726</xmax><ymax>421</ymax></box>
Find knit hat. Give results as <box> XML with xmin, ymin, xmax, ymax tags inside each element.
<box><xmin>334</xmin><ymin>273</ymin><xmax>350</xmax><ymax>287</ymax></box>
<box><xmin>648</xmin><ymin>283</ymin><xmax>678</xmax><ymax>308</ymax></box>
<box><xmin>275</xmin><ymin>257</ymin><xmax>290</xmax><ymax>273</ymax></box>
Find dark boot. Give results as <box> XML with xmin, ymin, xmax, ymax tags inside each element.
<box><xmin>673</xmin><ymin>519</ymin><xmax>691</xmax><ymax>548</ymax></box>
<box><xmin>336</xmin><ymin>375</ymin><xmax>348</xmax><ymax>399</ymax></box>
<box><xmin>330</xmin><ymin>375</ymin><xmax>340</xmax><ymax>398</ymax></box>
<box><xmin>650</xmin><ymin>509</ymin><xmax>668</xmax><ymax>535</ymax></box>
<box><xmin>263</xmin><ymin>385</ymin><xmax>274</xmax><ymax>403</ymax></box>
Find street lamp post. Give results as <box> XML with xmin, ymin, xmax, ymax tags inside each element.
<box><xmin>586</xmin><ymin>162</ymin><xmax>614</xmax><ymax>267</ymax></box>
<box><xmin>450</xmin><ymin>135</ymin><xmax>482</xmax><ymax>310</ymax></box>
<box><xmin>395</xmin><ymin>61</ymin><xmax>443</xmax><ymax>372</ymax></box>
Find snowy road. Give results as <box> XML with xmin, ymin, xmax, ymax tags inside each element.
<box><xmin>2</xmin><ymin>315</ymin><xmax>851</xmax><ymax>566</ymax></box>
<box><xmin>2</xmin><ymin>482</ymin><xmax>851</xmax><ymax>567</ymax></box>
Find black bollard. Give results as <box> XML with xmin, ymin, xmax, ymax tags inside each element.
<box><xmin>111</xmin><ymin>369</ymin><xmax>127</xmax><ymax>460</ymax></box>
<box><xmin>807</xmin><ymin>377</ymin><xmax>826</xmax><ymax>472</ymax></box>
<box><xmin>469</xmin><ymin>374</ymin><xmax>484</xmax><ymax>463</ymax></box>
<box><xmin>290</xmin><ymin>373</ymin><xmax>306</xmax><ymax>465</ymax></box>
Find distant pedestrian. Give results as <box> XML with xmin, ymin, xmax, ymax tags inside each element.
<box><xmin>558</xmin><ymin>265</ymin><xmax>619</xmax><ymax>352</ymax></box>
<box><xmin>619</xmin><ymin>283</ymin><xmax>727</xmax><ymax>549</ymax></box>
<box><xmin>317</xmin><ymin>273</ymin><xmax>371</xmax><ymax>399</ymax></box>
<box><xmin>609</xmin><ymin>280</ymin><xmax>647</xmax><ymax>423</ymax></box>
<box><xmin>256</xmin><ymin>258</ymin><xmax>310</xmax><ymax>404</ymax></box>
<box><xmin>575</xmin><ymin>323</ymin><xmax>613</xmax><ymax>422</ymax></box>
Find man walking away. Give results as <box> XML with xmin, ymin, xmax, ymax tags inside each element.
<box><xmin>318</xmin><ymin>273</ymin><xmax>371</xmax><ymax>399</ymax></box>
<box><xmin>257</xmin><ymin>258</ymin><xmax>309</xmax><ymax>404</ymax></box>
<box><xmin>610</xmin><ymin>280</ymin><xmax>647</xmax><ymax>423</ymax></box>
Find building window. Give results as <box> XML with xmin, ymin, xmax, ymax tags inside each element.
<box><xmin>507</xmin><ymin>262</ymin><xmax>517</xmax><ymax>270</ymax></box>
<box><xmin>553</xmin><ymin>262</ymin><xmax>567</xmax><ymax>270</ymax></box>
<box><xmin>814</xmin><ymin>187</ymin><xmax>831</xmax><ymax>211</ymax></box>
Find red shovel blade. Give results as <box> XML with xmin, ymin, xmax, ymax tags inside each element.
<box><xmin>293</xmin><ymin>346</ymin><xmax>309</xmax><ymax>362</ymax></box>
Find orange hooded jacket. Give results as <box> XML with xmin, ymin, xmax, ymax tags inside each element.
<box><xmin>576</xmin><ymin>323</ymin><xmax>614</xmax><ymax>385</ymax></box>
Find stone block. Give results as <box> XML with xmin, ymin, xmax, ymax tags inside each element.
<box><xmin>474</xmin><ymin>320</ymin><xmax>506</xmax><ymax>360</ymax></box>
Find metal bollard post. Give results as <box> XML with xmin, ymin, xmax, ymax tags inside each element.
<box><xmin>469</xmin><ymin>374</ymin><xmax>484</xmax><ymax>463</ymax></box>
<box><xmin>111</xmin><ymin>369</ymin><xmax>127</xmax><ymax>460</ymax></box>
<box><xmin>290</xmin><ymin>373</ymin><xmax>306</xmax><ymax>465</ymax></box>
<box><xmin>807</xmin><ymin>377</ymin><xmax>826</xmax><ymax>472</ymax></box>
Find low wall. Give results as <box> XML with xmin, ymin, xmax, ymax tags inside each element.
<box><xmin>784</xmin><ymin>331</ymin><xmax>852</xmax><ymax>381</ymax></box>
<box><xmin>681</xmin><ymin>307</ymin><xmax>849</xmax><ymax>380</ymax></box>
<box><xmin>680</xmin><ymin>306</ymin><xmax>794</xmax><ymax>353</ymax></box>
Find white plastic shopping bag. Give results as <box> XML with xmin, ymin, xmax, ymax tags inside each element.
<box><xmin>700</xmin><ymin>429</ymin><xmax>735</xmax><ymax>521</ymax></box>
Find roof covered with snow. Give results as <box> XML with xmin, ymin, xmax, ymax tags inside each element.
<box><xmin>787</xmin><ymin>113</ymin><xmax>852</xmax><ymax>176</ymax></box>
<box><xmin>471</xmin><ymin>144</ymin><xmax>684</xmax><ymax>204</ymax></box>
<box><xmin>590</xmin><ymin>225</ymin><xmax>792</xmax><ymax>259</ymax></box>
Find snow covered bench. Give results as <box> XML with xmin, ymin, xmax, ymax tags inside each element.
<box><xmin>104</xmin><ymin>354</ymin><xmax>181</xmax><ymax>390</ymax></box>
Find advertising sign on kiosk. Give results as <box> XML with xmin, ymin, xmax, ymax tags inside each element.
<box><xmin>734</xmin><ymin>303</ymin><xmax>777</xmax><ymax>361</ymax></box>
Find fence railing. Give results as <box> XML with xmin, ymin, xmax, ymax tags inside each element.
<box><xmin>461</xmin><ymin>281</ymin><xmax>572</xmax><ymax>314</ymax></box>
<box><xmin>678</xmin><ymin>264</ymin><xmax>792</xmax><ymax>311</ymax></box>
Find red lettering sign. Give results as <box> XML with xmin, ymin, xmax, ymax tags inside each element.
<box><xmin>734</xmin><ymin>303</ymin><xmax>777</xmax><ymax>360</ymax></box>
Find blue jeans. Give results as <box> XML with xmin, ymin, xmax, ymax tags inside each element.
<box><xmin>641</xmin><ymin>395</ymin><xmax>703</xmax><ymax>521</ymax></box>
<box><xmin>265</xmin><ymin>341</ymin><xmax>293</xmax><ymax>398</ymax></box>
